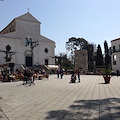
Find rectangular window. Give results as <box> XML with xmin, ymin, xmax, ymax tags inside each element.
<box><xmin>113</xmin><ymin>55</ymin><xmax>117</xmax><ymax>65</ymax></box>
<box><xmin>45</xmin><ymin>59</ymin><xmax>48</xmax><ymax>65</ymax></box>
<box><xmin>113</xmin><ymin>46</ymin><xmax>115</xmax><ymax>52</ymax></box>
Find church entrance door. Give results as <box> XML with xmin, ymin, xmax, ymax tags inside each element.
<box><xmin>26</xmin><ymin>56</ymin><xmax>32</xmax><ymax>67</ymax></box>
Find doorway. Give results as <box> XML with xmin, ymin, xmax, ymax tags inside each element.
<box><xmin>45</xmin><ymin>59</ymin><xmax>48</xmax><ymax>65</ymax></box>
<box><xmin>26</xmin><ymin>56</ymin><xmax>32</xmax><ymax>67</ymax></box>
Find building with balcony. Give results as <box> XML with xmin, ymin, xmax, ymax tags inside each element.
<box><xmin>0</xmin><ymin>12</ymin><xmax>55</xmax><ymax>70</ymax></box>
<box><xmin>111</xmin><ymin>38</ymin><xmax>120</xmax><ymax>72</ymax></box>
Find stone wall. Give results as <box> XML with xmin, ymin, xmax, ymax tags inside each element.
<box><xmin>75</xmin><ymin>49</ymin><xmax>88</xmax><ymax>72</ymax></box>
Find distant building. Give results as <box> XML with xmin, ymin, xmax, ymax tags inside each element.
<box><xmin>0</xmin><ymin>12</ymin><xmax>55</xmax><ymax>70</ymax></box>
<box><xmin>75</xmin><ymin>49</ymin><xmax>88</xmax><ymax>72</ymax></box>
<box><xmin>111</xmin><ymin>38</ymin><xmax>120</xmax><ymax>72</ymax></box>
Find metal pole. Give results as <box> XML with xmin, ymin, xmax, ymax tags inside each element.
<box><xmin>25</xmin><ymin>38</ymin><xmax>38</xmax><ymax>77</ymax></box>
<box><xmin>31</xmin><ymin>46</ymin><xmax>34</xmax><ymax>74</ymax></box>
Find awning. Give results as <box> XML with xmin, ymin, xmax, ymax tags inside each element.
<box><xmin>47</xmin><ymin>65</ymin><xmax>59</xmax><ymax>70</ymax></box>
<box><xmin>0</xmin><ymin>62</ymin><xmax>15</xmax><ymax>67</ymax></box>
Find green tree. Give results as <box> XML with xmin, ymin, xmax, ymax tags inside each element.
<box><xmin>66</xmin><ymin>37</ymin><xmax>88</xmax><ymax>62</ymax></box>
<box><xmin>104</xmin><ymin>40</ymin><xmax>111</xmax><ymax>69</ymax></box>
<box><xmin>87</xmin><ymin>44</ymin><xmax>95</xmax><ymax>71</ymax></box>
<box><xmin>104</xmin><ymin>40</ymin><xmax>109</xmax><ymax>54</ymax></box>
<box><xmin>55</xmin><ymin>53</ymin><xmax>74</xmax><ymax>70</ymax></box>
<box><xmin>96</xmin><ymin>44</ymin><xmax>103</xmax><ymax>66</ymax></box>
<box><xmin>66</xmin><ymin>37</ymin><xmax>88</xmax><ymax>54</ymax></box>
<box><xmin>66</xmin><ymin>37</ymin><xmax>95</xmax><ymax>71</ymax></box>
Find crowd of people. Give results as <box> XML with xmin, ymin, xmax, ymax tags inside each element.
<box><xmin>22</xmin><ymin>67</ymin><xmax>50</xmax><ymax>86</ymax></box>
<box><xmin>1</xmin><ymin>67</ymin><xmax>120</xmax><ymax>86</ymax></box>
<box><xmin>5</xmin><ymin>66</ymin><xmax>120</xmax><ymax>85</ymax></box>
<box><xmin>56</xmin><ymin>68</ymin><xmax>81</xmax><ymax>83</ymax></box>
<box><xmin>1</xmin><ymin>69</ymin><xmax>12</xmax><ymax>82</ymax></box>
<box><xmin>0</xmin><ymin>67</ymin><xmax>49</xmax><ymax>85</ymax></box>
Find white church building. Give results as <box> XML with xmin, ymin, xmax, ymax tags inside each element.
<box><xmin>0</xmin><ymin>12</ymin><xmax>55</xmax><ymax>70</ymax></box>
<box><xmin>111</xmin><ymin>38</ymin><xmax>120</xmax><ymax>72</ymax></box>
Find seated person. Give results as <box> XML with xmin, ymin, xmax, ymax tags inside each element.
<box><xmin>70</xmin><ymin>72</ymin><xmax>76</xmax><ymax>83</ymax></box>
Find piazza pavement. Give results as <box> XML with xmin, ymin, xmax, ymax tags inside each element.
<box><xmin>0</xmin><ymin>74</ymin><xmax>120</xmax><ymax>120</ymax></box>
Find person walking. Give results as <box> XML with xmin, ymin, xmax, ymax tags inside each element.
<box><xmin>77</xmin><ymin>69</ymin><xmax>80</xmax><ymax>82</ymax></box>
<box><xmin>28</xmin><ymin>69</ymin><xmax>35</xmax><ymax>86</ymax></box>
<box><xmin>23</xmin><ymin>69</ymin><xmax>28</xmax><ymax>85</ymax></box>
<box><xmin>57</xmin><ymin>69</ymin><xmax>59</xmax><ymax>78</ymax></box>
<box><xmin>60</xmin><ymin>69</ymin><xmax>63</xmax><ymax>79</ymax></box>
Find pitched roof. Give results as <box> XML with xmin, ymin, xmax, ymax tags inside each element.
<box><xmin>111</xmin><ymin>38</ymin><xmax>120</xmax><ymax>42</ymax></box>
<box><xmin>40</xmin><ymin>35</ymin><xmax>55</xmax><ymax>43</ymax></box>
<box><xmin>0</xmin><ymin>12</ymin><xmax>41</xmax><ymax>33</ymax></box>
<box><xmin>16</xmin><ymin>12</ymin><xmax>41</xmax><ymax>24</ymax></box>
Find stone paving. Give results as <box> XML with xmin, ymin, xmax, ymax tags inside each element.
<box><xmin>0</xmin><ymin>75</ymin><xmax>120</xmax><ymax>120</ymax></box>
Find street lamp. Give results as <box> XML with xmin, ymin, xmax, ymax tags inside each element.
<box><xmin>25</xmin><ymin>38</ymin><xmax>39</xmax><ymax>73</ymax></box>
<box><xmin>49</xmin><ymin>55</ymin><xmax>62</xmax><ymax>70</ymax></box>
<box><xmin>0</xmin><ymin>45</ymin><xmax>15</xmax><ymax>73</ymax></box>
<box><xmin>0</xmin><ymin>45</ymin><xmax>16</xmax><ymax>62</ymax></box>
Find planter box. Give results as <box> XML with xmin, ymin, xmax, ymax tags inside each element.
<box><xmin>103</xmin><ymin>77</ymin><xmax>111</xmax><ymax>84</ymax></box>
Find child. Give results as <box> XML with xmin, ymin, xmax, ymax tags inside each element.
<box><xmin>70</xmin><ymin>72</ymin><xmax>76</xmax><ymax>83</ymax></box>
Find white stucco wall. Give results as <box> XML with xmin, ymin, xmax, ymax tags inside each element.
<box><xmin>0</xmin><ymin>12</ymin><xmax>55</xmax><ymax>70</ymax></box>
<box><xmin>111</xmin><ymin>40</ymin><xmax>120</xmax><ymax>50</ymax></box>
<box><xmin>16</xmin><ymin>19</ymin><xmax>40</xmax><ymax>37</ymax></box>
<box><xmin>111</xmin><ymin>39</ymin><xmax>120</xmax><ymax>72</ymax></box>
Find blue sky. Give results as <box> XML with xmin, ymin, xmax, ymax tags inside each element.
<box><xmin>1</xmin><ymin>0</ymin><xmax>120</xmax><ymax>55</ymax></box>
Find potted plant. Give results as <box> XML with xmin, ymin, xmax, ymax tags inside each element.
<box><xmin>102</xmin><ymin>68</ymin><xmax>112</xmax><ymax>84</ymax></box>
<box><xmin>103</xmin><ymin>40</ymin><xmax>112</xmax><ymax>84</ymax></box>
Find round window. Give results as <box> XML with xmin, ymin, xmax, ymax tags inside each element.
<box><xmin>44</xmin><ymin>48</ymin><xmax>48</xmax><ymax>53</ymax></box>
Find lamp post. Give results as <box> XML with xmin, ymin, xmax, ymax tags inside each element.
<box><xmin>49</xmin><ymin>55</ymin><xmax>62</xmax><ymax>70</ymax></box>
<box><xmin>25</xmin><ymin>38</ymin><xmax>39</xmax><ymax>73</ymax></box>
<box><xmin>0</xmin><ymin>45</ymin><xmax>15</xmax><ymax>73</ymax></box>
<box><xmin>0</xmin><ymin>45</ymin><xmax>15</xmax><ymax>62</ymax></box>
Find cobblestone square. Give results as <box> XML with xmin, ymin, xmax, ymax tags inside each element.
<box><xmin>0</xmin><ymin>75</ymin><xmax>120</xmax><ymax>120</ymax></box>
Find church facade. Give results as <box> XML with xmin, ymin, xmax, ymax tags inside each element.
<box><xmin>0</xmin><ymin>12</ymin><xmax>55</xmax><ymax>69</ymax></box>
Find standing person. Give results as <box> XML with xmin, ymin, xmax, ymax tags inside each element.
<box><xmin>6</xmin><ymin>70</ymin><xmax>11</xmax><ymax>82</ymax></box>
<box><xmin>23</xmin><ymin>69</ymin><xmax>28</xmax><ymax>85</ymax></box>
<box><xmin>57</xmin><ymin>69</ymin><xmax>59</xmax><ymax>78</ymax></box>
<box><xmin>116</xmin><ymin>69</ymin><xmax>119</xmax><ymax>77</ymax></box>
<box><xmin>1</xmin><ymin>70</ymin><xmax>6</xmax><ymax>82</ymax></box>
<box><xmin>60</xmin><ymin>69</ymin><xmax>63</xmax><ymax>79</ymax></box>
<box><xmin>29</xmin><ymin>69</ymin><xmax>35</xmax><ymax>86</ymax></box>
<box><xmin>77</xmin><ymin>69</ymin><xmax>80</xmax><ymax>82</ymax></box>
<box><xmin>45</xmin><ymin>70</ymin><xmax>49</xmax><ymax>79</ymax></box>
<box><xmin>42</xmin><ymin>69</ymin><xmax>45</xmax><ymax>77</ymax></box>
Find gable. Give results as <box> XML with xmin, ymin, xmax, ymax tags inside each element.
<box><xmin>16</xmin><ymin>12</ymin><xmax>41</xmax><ymax>24</ymax></box>
<box><xmin>0</xmin><ymin>19</ymin><xmax>15</xmax><ymax>34</ymax></box>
